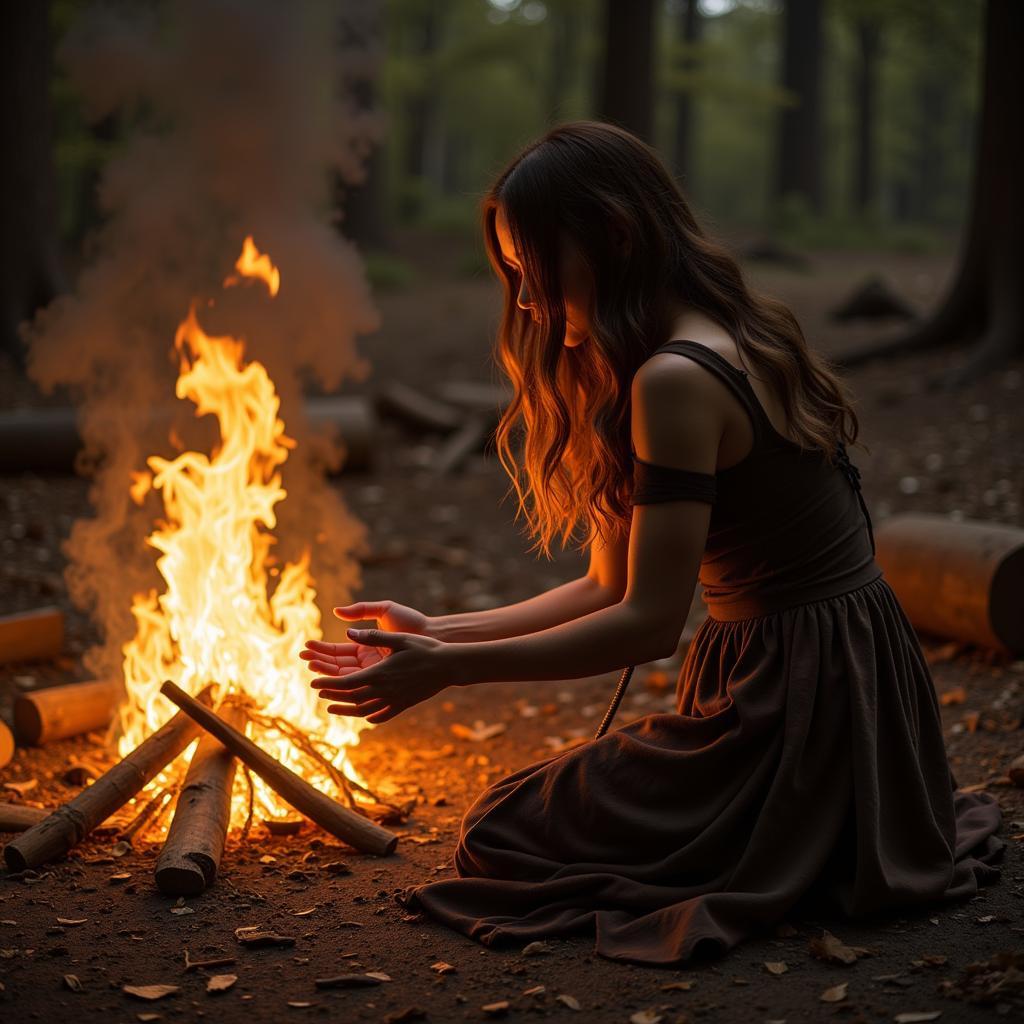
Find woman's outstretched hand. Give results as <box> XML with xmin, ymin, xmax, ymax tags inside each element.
<box><xmin>300</xmin><ymin>601</ymin><xmax>456</xmax><ymax>725</ymax></box>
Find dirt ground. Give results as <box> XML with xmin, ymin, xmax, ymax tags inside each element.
<box><xmin>1</xmin><ymin>238</ymin><xmax>1022</xmax><ymax>1022</ymax></box>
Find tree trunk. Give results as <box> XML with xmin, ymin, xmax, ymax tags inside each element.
<box><xmin>840</xmin><ymin>0</ymin><xmax>1024</xmax><ymax>386</ymax></box>
<box><xmin>337</xmin><ymin>1</ymin><xmax>389</xmax><ymax>250</ymax></box>
<box><xmin>595</xmin><ymin>0</ymin><xmax>656</xmax><ymax>143</ymax></box>
<box><xmin>0</xmin><ymin>0</ymin><xmax>66</xmax><ymax>368</ymax></box>
<box><xmin>774</xmin><ymin>0</ymin><xmax>824</xmax><ymax>214</ymax></box>
<box><xmin>401</xmin><ymin>6</ymin><xmax>441</xmax><ymax>218</ymax></box>
<box><xmin>545</xmin><ymin>4</ymin><xmax>580</xmax><ymax>124</ymax></box>
<box><xmin>851</xmin><ymin>16</ymin><xmax>881</xmax><ymax>215</ymax></box>
<box><xmin>672</xmin><ymin>0</ymin><xmax>703</xmax><ymax>183</ymax></box>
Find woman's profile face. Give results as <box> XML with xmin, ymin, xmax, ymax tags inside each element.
<box><xmin>494</xmin><ymin>205</ymin><xmax>591</xmax><ymax>348</ymax></box>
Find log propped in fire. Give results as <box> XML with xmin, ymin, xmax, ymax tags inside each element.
<box><xmin>3</xmin><ymin>686</ymin><xmax>214</xmax><ymax>872</ymax></box>
<box><xmin>160</xmin><ymin>681</ymin><xmax>398</xmax><ymax>856</ymax></box>
<box><xmin>155</xmin><ymin>704</ymin><xmax>246</xmax><ymax>896</ymax></box>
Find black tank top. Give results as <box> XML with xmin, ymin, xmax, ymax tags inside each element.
<box><xmin>629</xmin><ymin>340</ymin><xmax>880</xmax><ymax>620</ymax></box>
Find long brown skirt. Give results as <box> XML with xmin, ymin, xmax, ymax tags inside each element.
<box><xmin>397</xmin><ymin>576</ymin><xmax>1004</xmax><ymax>965</ymax></box>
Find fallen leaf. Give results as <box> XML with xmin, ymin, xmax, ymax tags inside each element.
<box><xmin>292</xmin><ymin>907</ymin><xmax>317</xmax><ymax>917</ymax></box>
<box><xmin>109</xmin><ymin>873</ymin><xmax>132</xmax><ymax>883</ymax></box>
<box><xmin>809</xmin><ymin>929</ymin><xmax>874</xmax><ymax>965</ymax></box>
<box><xmin>323</xmin><ymin>860</ymin><xmax>351</xmax><ymax>875</ymax></box>
<box><xmin>169</xmin><ymin>906</ymin><xmax>194</xmax><ymax>916</ymax></box>
<box><xmin>287</xmin><ymin>1001</ymin><xmax>316</xmax><ymax>1008</ymax></box>
<box><xmin>451</xmin><ymin>720</ymin><xmax>506</xmax><ymax>742</ymax></box>
<box><xmin>123</xmin><ymin>984</ymin><xmax>180</xmax><ymax>1001</ymax></box>
<box><xmin>660</xmin><ymin>980</ymin><xmax>695</xmax><ymax>991</ymax></box>
<box><xmin>939</xmin><ymin>687</ymin><xmax>966</xmax><ymax>706</ymax></box>
<box><xmin>521</xmin><ymin>940</ymin><xmax>550</xmax><ymax>956</ymax></box>
<box><xmin>630</xmin><ymin>1011</ymin><xmax>663</xmax><ymax>1024</ymax></box>
<box><xmin>821</xmin><ymin>982</ymin><xmax>848</xmax><ymax>1003</ymax></box>
<box><xmin>894</xmin><ymin>1014</ymin><xmax>942</xmax><ymax>1023</ymax></box>
<box><xmin>110</xmin><ymin>840</ymin><xmax>131</xmax><ymax>857</ymax></box>
<box><xmin>183</xmin><ymin>950</ymin><xmax>237</xmax><ymax>971</ymax></box>
<box><xmin>63</xmin><ymin>974</ymin><xmax>83</xmax><ymax>992</ymax></box>
<box><xmin>975</xmin><ymin>915</ymin><xmax>995</xmax><ymax>924</ymax></box>
<box><xmin>522</xmin><ymin>984</ymin><xmax>545</xmax><ymax>996</ymax></box>
<box><xmin>556</xmin><ymin>994</ymin><xmax>581</xmax><ymax>1010</ymax></box>
<box><xmin>314</xmin><ymin>974</ymin><xmax>384</xmax><ymax>989</ymax></box>
<box><xmin>3</xmin><ymin>780</ymin><xmax>38</xmax><ymax>796</ymax></box>
<box><xmin>57</xmin><ymin>918</ymin><xmax>88</xmax><ymax>926</ymax></box>
<box><xmin>481</xmin><ymin>1001</ymin><xmax>509</xmax><ymax>1016</ymax></box>
<box><xmin>137</xmin><ymin>1015</ymin><xmax>161</xmax><ymax>1022</ymax></box>
<box><xmin>365</xmin><ymin>971</ymin><xmax>392</xmax><ymax>982</ymax></box>
<box><xmin>764</xmin><ymin>961</ymin><xmax>788</xmax><ymax>975</ymax></box>
<box><xmin>207</xmin><ymin>974</ymin><xmax>237</xmax><ymax>993</ymax></box>
<box><xmin>234</xmin><ymin>926</ymin><xmax>295</xmax><ymax>947</ymax></box>
<box><xmin>430</xmin><ymin>961</ymin><xmax>457</xmax><ymax>975</ymax></box>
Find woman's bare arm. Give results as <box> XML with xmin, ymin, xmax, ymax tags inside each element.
<box><xmin>429</xmin><ymin>526</ymin><xmax>630</xmax><ymax>643</ymax></box>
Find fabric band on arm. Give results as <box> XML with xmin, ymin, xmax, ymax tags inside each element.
<box><xmin>630</xmin><ymin>455</ymin><xmax>717</xmax><ymax>506</ymax></box>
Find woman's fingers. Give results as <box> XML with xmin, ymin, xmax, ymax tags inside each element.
<box><xmin>325</xmin><ymin>698</ymin><xmax>388</xmax><ymax>718</ymax></box>
<box><xmin>312</xmin><ymin>684</ymin><xmax>374</xmax><ymax>701</ymax></box>
<box><xmin>333</xmin><ymin>602</ymin><xmax>387</xmax><ymax>621</ymax></box>
<box><xmin>303</xmin><ymin>640</ymin><xmax>358</xmax><ymax>657</ymax></box>
<box><xmin>304</xmin><ymin>660</ymin><xmax>348</xmax><ymax>676</ymax></box>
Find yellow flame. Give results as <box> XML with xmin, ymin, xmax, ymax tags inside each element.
<box><xmin>119</xmin><ymin>238</ymin><xmax>366</xmax><ymax>829</ymax></box>
<box><xmin>225</xmin><ymin>235</ymin><xmax>281</xmax><ymax>296</ymax></box>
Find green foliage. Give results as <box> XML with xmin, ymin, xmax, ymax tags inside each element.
<box><xmin>47</xmin><ymin>0</ymin><xmax>986</xmax><ymax>257</ymax></box>
<box><xmin>362</xmin><ymin>251</ymin><xmax>417</xmax><ymax>291</ymax></box>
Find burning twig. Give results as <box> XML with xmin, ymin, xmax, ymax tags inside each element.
<box><xmin>2</xmin><ymin>686</ymin><xmax>214</xmax><ymax>872</ymax></box>
<box><xmin>239</xmin><ymin>765</ymin><xmax>255</xmax><ymax>844</ymax></box>
<box><xmin>119</xmin><ymin>786</ymin><xmax>175</xmax><ymax>845</ymax></box>
<box><xmin>155</xmin><ymin>705</ymin><xmax>245</xmax><ymax>896</ymax></box>
<box><xmin>14</xmin><ymin>679</ymin><xmax>123</xmax><ymax>745</ymax></box>
<box><xmin>244</xmin><ymin>707</ymin><xmax>406</xmax><ymax>820</ymax></box>
<box><xmin>160</xmin><ymin>681</ymin><xmax>397</xmax><ymax>855</ymax></box>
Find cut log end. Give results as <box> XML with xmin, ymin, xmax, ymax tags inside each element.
<box><xmin>154</xmin><ymin>853</ymin><xmax>214</xmax><ymax>897</ymax></box>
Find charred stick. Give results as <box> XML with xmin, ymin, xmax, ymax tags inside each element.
<box><xmin>119</xmin><ymin>786</ymin><xmax>174</xmax><ymax>844</ymax></box>
<box><xmin>2</xmin><ymin>686</ymin><xmax>213</xmax><ymax>872</ymax></box>
<box><xmin>155</xmin><ymin>705</ymin><xmax>245</xmax><ymax>896</ymax></box>
<box><xmin>159</xmin><ymin>681</ymin><xmax>397</xmax><ymax>855</ymax></box>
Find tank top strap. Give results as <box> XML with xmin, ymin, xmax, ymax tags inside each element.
<box><xmin>652</xmin><ymin>339</ymin><xmax>770</xmax><ymax>447</ymax></box>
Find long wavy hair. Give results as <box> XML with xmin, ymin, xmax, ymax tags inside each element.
<box><xmin>483</xmin><ymin>121</ymin><xmax>861</xmax><ymax>560</ymax></box>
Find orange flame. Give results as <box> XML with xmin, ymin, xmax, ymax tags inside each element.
<box><xmin>225</xmin><ymin>235</ymin><xmax>281</xmax><ymax>296</ymax></box>
<box><xmin>119</xmin><ymin>238</ymin><xmax>366</xmax><ymax>829</ymax></box>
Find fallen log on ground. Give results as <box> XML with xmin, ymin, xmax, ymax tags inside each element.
<box><xmin>0</xmin><ymin>398</ymin><xmax>375</xmax><ymax>475</ymax></box>
<box><xmin>374</xmin><ymin>380</ymin><xmax>463</xmax><ymax>433</ymax></box>
<box><xmin>159</xmin><ymin>681</ymin><xmax>397</xmax><ymax>856</ymax></box>
<box><xmin>0</xmin><ymin>803</ymin><xmax>49</xmax><ymax>832</ymax></box>
<box><xmin>14</xmin><ymin>679</ymin><xmax>123</xmax><ymax>745</ymax></box>
<box><xmin>0</xmin><ymin>607</ymin><xmax>63</xmax><ymax>665</ymax></box>
<box><xmin>3</xmin><ymin>686</ymin><xmax>213</xmax><ymax>872</ymax></box>
<box><xmin>875</xmin><ymin>514</ymin><xmax>1024</xmax><ymax>655</ymax></box>
<box><xmin>0</xmin><ymin>721</ymin><xmax>13</xmax><ymax>769</ymax></box>
<box><xmin>155</xmin><ymin>705</ymin><xmax>245</xmax><ymax>896</ymax></box>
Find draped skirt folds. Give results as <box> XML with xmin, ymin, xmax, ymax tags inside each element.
<box><xmin>396</xmin><ymin>576</ymin><xmax>1005</xmax><ymax>966</ymax></box>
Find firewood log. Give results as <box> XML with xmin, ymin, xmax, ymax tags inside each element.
<box><xmin>159</xmin><ymin>681</ymin><xmax>397</xmax><ymax>855</ymax></box>
<box><xmin>14</xmin><ymin>679</ymin><xmax>123</xmax><ymax>745</ymax></box>
<box><xmin>0</xmin><ymin>802</ymin><xmax>48</xmax><ymax>832</ymax></box>
<box><xmin>0</xmin><ymin>607</ymin><xmax>63</xmax><ymax>665</ymax></box>
<box><xmin>3</xmin><ymin>686</ymin><xmax>213</xmax><ymax>872</ymax></box>
<box><xmin>874</xmin><ymin>514</ymin><xmax>1024</xmax><ymax>655</ymax></box>
<box><xmin>154</xmin><ymin>705</ymin><xmax>245</xmax><ymax>896</ymax></box>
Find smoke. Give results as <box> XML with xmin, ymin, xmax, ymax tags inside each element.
<box><xmin>26</xmin><ymin>0</ymin><xmax>383</xmax><ymax>682</ymax></box>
